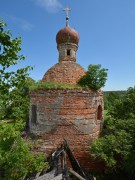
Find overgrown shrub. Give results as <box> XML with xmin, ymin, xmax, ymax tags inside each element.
<box><xmin>78</xmin><ymin>64</ymin><xmax>108</xmax><ymax>90</ymax></box>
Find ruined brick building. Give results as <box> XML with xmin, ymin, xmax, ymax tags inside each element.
<box><xmin>29</xmin><ymin>9</ymin><xmax>104</xmax><ymax>170</ymax></box>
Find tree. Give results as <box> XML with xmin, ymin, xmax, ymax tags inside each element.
<box><xmin>0</xmin><ymin>21</ymin><xmax>49</xmax><ymax>179</ymax></box>
<box><xmin>91</xmin><ymin>86</ymin><xmax>135</xmax><ymax>179</ymax></box>
<box><xmin>108</xmin><ymin>87</ymin><xmax>135</xmax><ymax>120</ymax></box>
<box><xmin>0</xmin><ymin>20</ymin><xmax>33</xmax><ymax>121</ymax></box>
<box><xmin>0</xmin><ymin>121</ymin><xmax>48</xmax><ymax>179</ymax></box>
<box><xmin>0</xmin><ymin>20</ymin><xmax>32</xmax><ymax>94</ymax></box>
<box><xmin>78</xmin><ymin>64</ymin><xmax>108</xmax><ymax>90</ymax></box>
<box><xmin>0</xmin><ymin>77</ymin><xmax>35</xmax><ymax>121</ymax></box>
<box><xmin>103</xmin><ymin>91</ymin><xmax>125</xmax><ymax>110</ymax></box>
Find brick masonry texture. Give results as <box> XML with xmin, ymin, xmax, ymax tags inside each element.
<box><xmin>30</xmin><ymin>21</ymin><xmax>105</xmax><ymax>171</ymax></box>
<box><xmin>42</xmin><ymin>61</ymin><xmax>86</xmax><ymax>84</ymax></box>
<box><xmin>29</xmin><ymin>89</ymin><xmax>104</xmax><ymax>171</ymax></box>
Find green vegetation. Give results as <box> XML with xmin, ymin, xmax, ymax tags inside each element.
<box><xmin>0</xmin><ymin>19</ymin><xmax>34</xmax><ymax>122</ymax></box>
<box><xmin>0</xmin><ymin>77</ymin><xmax>35</xmax><ymax>121</ymax></box>
<box><xmin>108</xmin><ymin>87</ymin><xmax>135</xmax><ymax>120</ymax></box>
<box><xmin>0</xmin><ymin>20</ymin><xmax>48</xmax><ymax>179</ymax></box>
<box><xmin>103</xmin><ymin>91</ymin><xmax>126</xmax><ymax>110</ymax></box>
<box><xmin>91</xmin><ymin>86</ymin><xmax>135</xmax><ymax>179</ymax></box>
<box><xmin>30</xmin><ymin>81</ymin><xmax>82</xmax><ymax>90</ymax></box>
<box><xmin>78</xmin><ymin>64</ymin><xmax>108</xmax><ymax>90</ymax></box>
<box><xmin>0</xmin><ymin>21</ymin><xmax>32</xmax><ymax>94</ymax></box>
<box><xmin>1</xmin><ymin>19</ymin><xmax>135</xmax><ymax>180</ymax></box>
<box><xmin>0</xmin><ymin>121</ymin><xmax>48</xmax><ymax>180</ymax></box>
<box><xmin>30</xmin><ymin>64</ymin><xmax>108</xmax><ymax>91</ymax></box>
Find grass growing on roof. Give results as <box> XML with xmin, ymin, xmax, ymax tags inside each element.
<box><xmin>30</xmin><ymin>81</ymin><xmax>82</xmax><ymax>90</ymax></box>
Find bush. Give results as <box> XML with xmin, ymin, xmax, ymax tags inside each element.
<box><xmin>0</xmin><ymin>121</ymin><xmax>48</xmax><ymax>179</ymax></box>
<box><xmin>91</xmin><ymin>86</ymin><xmax>135</xmax><ymax>179</ymax></box>
<box><xmin>78</xmin><ymin>64</ymin><xmax>108</xmax><ymax>90</ymax></box>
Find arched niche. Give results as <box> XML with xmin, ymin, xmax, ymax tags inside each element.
<box><xmin>97</xmin><ymin>105</ymin><xmax>102</xmax><ymax>120</ymax></box>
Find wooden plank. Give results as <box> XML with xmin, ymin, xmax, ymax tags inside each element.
<box><xmin>69</xmin><ymin>168</ymin><xmax>85</xmax><ymax>180</ymax></box>
<box><xmin>0</xmin><ymin>120</ymin><xmax>14</xmax><ymax>123</ymax></box>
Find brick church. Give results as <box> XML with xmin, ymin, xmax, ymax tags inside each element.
<box><xmin>29</xmin><ymin>8</ymin><xmax>104</xmax><ymax>170</ymax></box>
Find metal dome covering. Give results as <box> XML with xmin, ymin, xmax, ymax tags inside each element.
<box><xmin>56</xmin><ymin>25</ymin><xmax>79</xmax><ymax>45</ymax></box>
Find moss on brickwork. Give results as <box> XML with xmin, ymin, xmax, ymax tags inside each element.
<box><xmin>30</xmin><ymin>81</ymin><xmax>82</xmax><ymax>91</ymax></box>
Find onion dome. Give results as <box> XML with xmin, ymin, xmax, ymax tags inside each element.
<box><xmin>56</xmin><ymin>25</ymin><xmax>79</xmax><ymax>45</ymax></box>
<box><xmin>42</xmin><ymin>8</ymin><xmax>85</xmax><ymax>84</ymax></box>
<box><xmin>56</xmin><ymin>8</ymin><xmax>79</xmax><ymax>45</ymax></box>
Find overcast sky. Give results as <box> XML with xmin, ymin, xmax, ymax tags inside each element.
<box><xmin>0</xmin><ymin>0</ymin><xmax>135</xmax><ymax>91</ymax></box>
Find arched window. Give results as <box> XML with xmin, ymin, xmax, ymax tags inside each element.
<box><xmin>67</xmin><ymin>49</ymin><xmax>70</xmax><ymax>56</ymax></box>
<box><xmin>97</xmin><ymin>105</ymin><xmax>102</xmax><ymax>120</ymax></box>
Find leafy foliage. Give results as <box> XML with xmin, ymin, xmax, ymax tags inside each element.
<box><xmin>0</xmin><ymin>19</ymin><xmax>34</xmax><ymax>121</ymax></box>
<box><xmin>0</xmin><ymin>21</ymin><xmax>48</xmax><ymax>179</ymax></box>
<box><xmin>78</xmin><ymin>64</ymin><xmax>108</xmax><ymax>90</ymax></box>
<box><xmin>103</xmin><ymin>91</ymin><xmax>125</xmax><ymax>110</ymax></box>
<box><xmin>0</xmin><ymin>77</ymin><xmax>35</xmax><ymax>121</ymax></box>
<box><xmin>91</xmin><ymin>86</ymin><xmax>135</xmax><ymax>179</ymax></box>
<box><xmin>108</xmin><ymin>87</ymin><xmax>135</xmax><ymax>119</ymax></box>
<box><xmin>0</xmin><ymin>20</ymin><xmax>32</xmax><ymax>94</ymax></box>
<box><xmin>0</xmin><ymin>121</ymin><xmax>48</xmax><ymax>179</ymax></box>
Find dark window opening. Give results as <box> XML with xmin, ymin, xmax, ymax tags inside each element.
<box><xmin>67</xmin><ymin>49</ymin><xmax>70</xmax><ymax>56</ymax></box>
<box><xmin>31</xmin><ymin>105</ymin><xmax>37</xmax><ymax>124</ymax></box>
<box><xmin>97</xmin><ymin>105</ymin><xmax>102</xmax><ymax>120</ymax></box>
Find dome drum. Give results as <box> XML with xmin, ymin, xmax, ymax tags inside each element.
<box><xmin>57</xmin><ymin>42</ymin><xmax>78</xmax><ymax>50</ymax></box>
<box><xmin>58</xmin><ymin>43</ymin><xmax>78</xmax><ymax>62</ymax></box>
<box><xmin>42</xmin><ymin>62</ymin><xmax>86</xmax><ymax>84</ymax></box>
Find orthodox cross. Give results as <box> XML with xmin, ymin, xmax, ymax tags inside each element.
<box><xmin>63</xmin><ymin>7</ymin><xmax>71</xmax><ymax>18</ymax></box>
<box><xmin>64</xmin><ymin>7</ymin><xmax>71</xmax><ymax>26</ymax></box>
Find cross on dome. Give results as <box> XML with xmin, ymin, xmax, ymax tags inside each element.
<box><xmin>56</xmin><ymin>6</ymin><xmax>79</xmax><ymax>46</ymax></box>
<box><xmin>63</xmin><ymin>7</ymin><xmax>71</xmax><ymax>26</ymax></box>
<box><xmin>63</xmin><ymin>7</ymin><xmax>71</xmax><ymax>18</ymax></box>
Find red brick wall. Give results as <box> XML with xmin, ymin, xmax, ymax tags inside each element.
<box><xmin>35</xmin><ymin>124</ymin><xmax>105</xmax><ymax>172</ymax></box>
<box><xmin>29</xmin><ymin>89</ymin><xmax>104</xmax><ymax>171</ymax></box>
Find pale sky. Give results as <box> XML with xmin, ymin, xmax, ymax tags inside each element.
<box><xmin>0</xmin><ymin>0</ymin><xmax>135</xmax><ymax>91</ymax></box>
